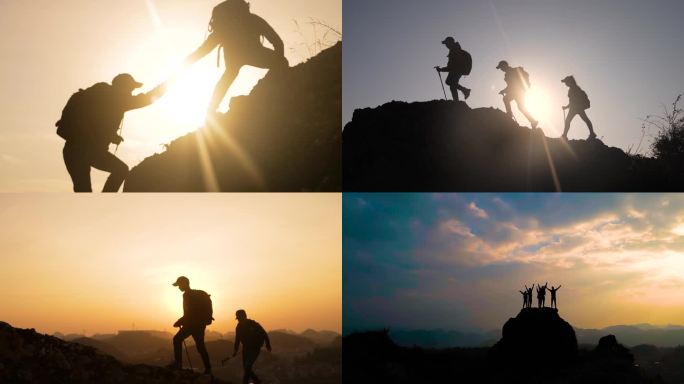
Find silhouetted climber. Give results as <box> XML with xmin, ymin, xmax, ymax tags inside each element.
<box><xmin>519</xmin><ymin>289</ymin><xmax>527</xmax><ymax>309</ymax></box>
<box><xmin>169</xmin><ymin>276</ymin><xmax>214</xmax><ymax>375</ymax></box>
<box><xmin>536</xmin><ymin>282</ymin><xmax>548</xmax><ymax>308</ymax></box>
<box><xmin>56</xmin><ymin>74</ymin><xmax>168</xmax><ymax>192</ymax></box>
<box><xmin>232</xmin><ymin>309</ymin><xmax>271</xmax><ymax>384</ymax></box>
<box><xmin>434</xmin><ymin>37</ymin><xmax>472</xmax><ymax>101</ymax></box>
<box><xmin>496</xmin><ymin>60</ymin><xmax>538</xmax><ymax>129</ymax></box>
<box><xmin>526</xmin><ymin>285</ymin><xmax>534</xmax><ymax>308</ymax></box>
<box><xmin>184</xmin><ymin>0</ymin><xmax>289</xmax><ymax>115</ymax></box>
<box><xmin>561</xmin><ymin>76</ymin><xmax>596</xmax><ymax>140</ymax></box>
<box><xmin>549</xmin><ymin>285</ymin><xmax>562</xmax><ymax>309</ymax></box>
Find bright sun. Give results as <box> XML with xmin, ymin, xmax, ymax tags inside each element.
<box><xmin>157</xmin><ymin>65</ymin><xmax>219</xmax><ymax>128</ymax></box>
<box><xmin>524</xmin><ymin>87</ymin><xmax>553</xmax><ymax>126</ymax></box>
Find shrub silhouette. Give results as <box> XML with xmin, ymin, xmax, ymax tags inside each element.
<box><xmin>648</xmin><ymin>95</ymin><xmax>684</xmax><ymax>184</ymax></box>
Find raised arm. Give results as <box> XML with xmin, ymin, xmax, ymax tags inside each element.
<box><xmin>557</xmin><ymin>285</ymin><xmax>561</xmax><ymax>291</ymax></box>
<box><xmin>123</xmin><ymin>81</ymin><xmax>169</xmax><ymax>111</ymax></box>
<box><xmin>184</xmin><ymin>33</ymin><xmax>220</xmax><ymax>66</ymax></box>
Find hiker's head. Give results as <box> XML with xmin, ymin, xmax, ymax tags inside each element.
<box><xmin>496</xmin><ymin>60</ymin><xmax>509</xmax><ymax>72</ymax></box>
<box><xmin>561</xmin><ymin>75</ymin><xmax>577</xmax><ymax>87</ymax></box>
<box><xmin>235</xmin><ymin>309</ymin><xmax>247</xmax><ymax>321</ymax></box>
<box><xmin>441</xmin><ymin>36</ymin><xmax>459</xmax><ymax>49</ymax></box>
<box><xmin>172</xmin><ymin>276</ymin><xmax>190</xmax><ymax>292</ymax></box>
<box><xmin>209</xmin><ymin>0</ymin><xmax>251</xmax><ymax>32</ymax></box>
<box><xmin>112</xmin><ymin>73</ymin><xmax>143</xmax><ymax>94</ymax></box>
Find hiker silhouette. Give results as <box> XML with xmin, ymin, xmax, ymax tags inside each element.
<box><xmin>519</xmin><ymin>289</ymin><xmax>527</xmax><ymax>309</ymax></box>
<box><xmin>526</xmin><ymin>285</ymin><xmax>534</xmax><ymax>308</ymax></box>
<box><xmin>170</xmin><ymin>276</ymin><xmax>214</xmax><ymax>375</ymax></box>
<box><xmin>232</xmin><ymin>309</ymin><xmax>271</xmax><ymax>384</ymax></box>
<box><xmin>183</xmin><ymin>0</ymin><xmax>289</xmax><ymax>115</ymax></box>
<box><xmin>549</xmin><ymin>285</ymin><xmax>562</xmax><ymax>309</ymax></box>
<box><xmin>561</xmin><ymin>76</ymin><xmax>596</xmax><ymax>140</ymax></box>
<box><xmin>56</xmin><ymin>74</ymin><xmax>168</xmax><ymax>192</ymax></box>
<box><xmin>496</xmin><ymin>60</ymin><xmax>538</xmax><ymax>129</ymax></box>
<box><xmin>434</xmin><ymin>37</ymin><xmax>471</xmax><ymax>101</ymax></box>
<box><xmin>536</xmin><ymin>282</ymin><xmax>548</xmax><ymax>308</ymax></box>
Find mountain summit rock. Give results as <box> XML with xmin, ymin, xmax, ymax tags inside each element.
<box><xmin>124</xmin><ymin>42</ymin><xmax>341</xmax><ymax>192</ymax></box>
<box><xmin>343</xmin><ymin>100</ymin><xmax>666</xmax><ymax>191</ymax></box>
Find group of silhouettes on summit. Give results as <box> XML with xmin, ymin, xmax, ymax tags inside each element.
<box><xmin>519</xmin><ymin>283</ymin><xmax>562</xmax><ymax>309</ymax></box>
<box><xmin>170</xmin><ymin>275</ymin><xmax>271</xmax><ymax>384</ymax></box>
<box><xmin>436</xmin><ymin>37</ymin><xmax>596</xmax><ymax>140</ymax></box>
<box><xmin>55</xmin><ymin>0</ymin><xmax>288</xmax><ymax>193</ymax></box>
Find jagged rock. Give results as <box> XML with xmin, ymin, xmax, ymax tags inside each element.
<box><xmin>0</xmin><ymin>322</ymin><xmax>232</xmax><ymax>384</ymax></box>
<box><xmin>124</xmin><ymin>42</ymin><xmax>341</xmax><ymax>192</ymax></box>
<box><xmin>489</xmin><ymin>307</ymin><xmax>578</xmax><ymax>370</ymax></box>
<box><xmin>343</xmin><ymin>100</ymin><xmax>667</xmax><ymax>191</ymax></box>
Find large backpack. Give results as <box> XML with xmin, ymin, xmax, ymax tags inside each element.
<box><xmin>242</xmin><ymin>319</ymin><xmax>267</xmax><ymax>348</ymax></box>
<box><xmin>56</xmin><ymin>82</ymin><xmax>111</xmax><ymax>143</ymax></box>
<box><xmin>190</xmin><ymin>290</ymin><xmax>214</xmax><ymax>326</ymax></box>
<box><xmin>516</xmin><ymin>67</ymin><xmax>531</xmax><ymax>88</ymax></box>
<box><xmin>461</xmin><ymin>51</ymin><xmax>472</xmax><ymax>76</ymax></box>
<box><xmin>576</xmin><ymin>88</ymin><xmax>591</xmax><ymax>110</ymax></box>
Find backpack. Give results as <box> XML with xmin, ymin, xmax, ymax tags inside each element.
<box><xmin>576</xmin><ymin>88</ymin><xmax>591</xmax><ymax>109</ymax></box>
<box><xmin>516</xmin><ymin>67</ymin><xmax>531</xmax><ymax>88</ymax></box>
<box><xmin>242</xmin><ymin>319</ymin><xmax>267</xmax><ymax>348</ymax></box>
<box><xmin>56</xmin><ymin>83</ymin><xmax>111</xmax><ymax>142</ymax></box>
<box><xmin>191</xmin><ymin>290</ymin><xmax>214</xmax><ymax>326</ymax></box>
<box><xmin>461</xmin><ymin>51</ymin><xmax>472</xmax><ymax>76</ymax></box>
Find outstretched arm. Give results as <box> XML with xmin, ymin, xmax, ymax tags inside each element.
<box><xmin>261</xmin><ymin>325</ymin><xmax>272</xmax><ymax>352</ymax></box>
<box><xmin>123</xmin><ymin>81</ymin><xmax>170</xmax><ymax>111</ymax></box>
<box><xmin>557</xmin><ymin>285</ymin><xmax>561</xmax><ymax>290</ymax></box>
<box><xmin>184</xmin><ymin>33</ymin><xmax>220</xmax><ymax>67</ymax></box>
<box><xmin>233</xmin><ymin>328</ymin><xmax>242</xmax><ymax>356</ymax></box>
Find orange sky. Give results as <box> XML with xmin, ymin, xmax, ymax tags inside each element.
<box><xmin>0</xmin><ymin>194</ymin><xmax>341</xmax><ymax>335</ymax></box>
<box><xmin>0</xmin><ymin>0</ymin><xmax>341</xmax><ymax>191</ymax></box>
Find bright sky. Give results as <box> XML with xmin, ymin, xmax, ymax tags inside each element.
<box><xmin>0</xmin><ymin>194</ymin><xmax>341</xmax><ymax>335</ymax></box>
<box><xmin>344</xmin><ymin>193</ymin><xmax>684</xmax><ymax>333</ymax></box>
<box><xmin>344</xmin><ymin>0</ymin><xmax>684</xmax><ymax>149</ymax></box>
<box><xmin>0</xmin><ymin>0</ymin><xmax>340</xmax><ymax>192</ymax></box>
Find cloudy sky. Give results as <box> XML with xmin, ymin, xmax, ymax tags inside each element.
<box><xmin>344</xmin><ymin>0</ymin><xmax>684</xmax><ymax>149</ymax></box>
<box><xmin>344</xmin><ymin>193</ymin><xmax>684</xmax><ymax>333</ymax></box>
<box><xmin>0</xmin><ymin>194</ymin><xmax>341</xmax><ymax>335</ymax></box>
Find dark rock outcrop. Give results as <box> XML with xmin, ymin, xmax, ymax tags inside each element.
<box><xmin>0</xmin><ymin>322</ymin><xmax>229</xmax><ymax>384</ymax></box>
<box><xmin>343</xmin><ymin>100</ymin><xmax>667</xmax><ymax>191</ymax></box>
<box><xmin>125</xmin><ymin>42</ymin><xmax>341</xmax><ymax>192</ymax></box>
<box><xmin>488</xmin><ymin>307</ymin><xmax>578</xmax><ymax>370</ymax></box>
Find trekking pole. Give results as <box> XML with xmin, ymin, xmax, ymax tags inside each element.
<box><xmin>183</xmin><ymin>340</ymin><xmax>194</xmax><ymax>371</ymax></box>
<box><xmin>435</xmin><ymin>68</ymin><xmax>448</xmax><ymax>100</ymax></box>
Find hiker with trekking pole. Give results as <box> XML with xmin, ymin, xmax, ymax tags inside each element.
<box><xmin>169</xmin><ymin>276</ymin><xmax>214</xmax><ymax>375</ymax></box>
<box><xmin>496</xmin><ymin>60</ymin><xmax>538</xmax><ymax>129</ymax></box>
<box><xmin>55</xmin><ymin>74</ymin><xmax>170</xmax><ymax>192</ymax></box>
<box><xmin>561</xmin><ymin>75</ymin><xmax>596</xmax><ymax>140</ymax></box>
<box><xmin>434</xmin><ymin>36</ymin><xmax>472</xmax><ymax>101</ymax></box>
<box><xmin>231</xmin><ymin>309</ymin><xmax>271</xmax><ymax>384</ymax></box>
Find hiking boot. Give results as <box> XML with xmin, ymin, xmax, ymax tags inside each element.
<box><xmin>587</xmin><ymin>132</ymin><xmax>597</xmax><ymax>140</ymax></box>
<box><xmin>463</xmin><ymin>88</ymin><xmax>471</xmax><ymax>100</ymax></box>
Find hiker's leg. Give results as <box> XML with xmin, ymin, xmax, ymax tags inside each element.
<box><xmin>564</xmin><ymin>110</ymin><xmax>577</xmax><ymax>137</ymax></box>
<box><xmin>191</xmin><ymin>327</ymin><xmax>211</xmax><ymax>372</ymax></box>
<box><xmin>516</xmin><ymin>97</ymin><xmax>537</xmax><ymax>127</ymax></box>
<box><xmin>208</xmin><ymin>64</ymin><xmax>242</xmax><ymax>112</ymax></box>
<box><xmin>246</xmin><ymin>46</ymin><xmax>288</xmax><ymax>70</ymax></box>
<box><xmin>89</xmin><ymin>151</ymin><xmax>129</xmax><ymax>192</ymax></box>
<box><xmin>242</xmin><ymin>348</ymin><xmax>260</xmax><ymax>384</ymax></box>
<box><xmin>62</xmin><ymin>143</ymin><xmax>92</xmax><ymax>192</ymax></box>
<box><xmin>173</xmin><ymin>327</ymin><xmax>192</xmax><ymax>368</ymax></box>
<box><xmin>449</xmin><ymin>85</ymin><xmax>459</xmax><ymax>101</ymax></box>
<box><xmin>503</xmin><ymin>94</ymin><xmax>513</xmax><ymax>116</ymax></box>
<box><xmin>578</xmin><ymin>110</ymin><xmax>595</xmax><ymax>134</ymax></box>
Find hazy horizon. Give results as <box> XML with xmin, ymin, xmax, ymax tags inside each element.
<box><xmin>343</xmin><ymin>0</ymin><xmax>684</xmax><ymax>152</ymax></box>
<box><xmin>344</xmin><ymin>193</ymin><xmax>684</xmax><ymax>333</ymax></box>
<box><xmin>0</xmin><ymin>194</ymin><xmax>341</xmax><ymax>336</ymax></box>
<box><xmin>0</xmin><ymin>0</ymin><xmax>341</xmax><ymax>192</ymax></box>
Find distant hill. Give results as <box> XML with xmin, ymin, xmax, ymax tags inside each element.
<box><xmin>576</xmin><ymin>324</ymin><xmax>684</xmax><ymax>347</ymax></box>
<box><xmin>300</xmin><ymin>329</ymin><xmax>342</xmax><ymax>346</ymax></box>
<box><xmin>389</xmin><ymin>329</ymin><xmax>497</xmax><ymax>348</ymax></box>
<box><xmin>0</xmin><ymin>322</ymin><xmax>227</xmax><ymax>384</ymax></box>
<box><xmin>125</xmin><ymin>42</ymin><xmax>341</xmax><ymax>192</ymax></box>
<box><xmin>343</xmin><ymin>100</ymin><xmax>670</xmax><ymax>191</ymax></box>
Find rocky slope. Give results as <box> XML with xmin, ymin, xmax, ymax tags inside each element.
<box><xmin>343</xmin><ymin>100</ymin><xmax>667</xmax><ymax>191</ymax></box>
<box><xmin>0</xmin><ymin>322</ymin><xmax>228</xmax><ymax>384</ymax></box>
<box><xmin>125</xmin><ymin>42</ymin><xmax>341</xmax><ymax>192</ymax></box>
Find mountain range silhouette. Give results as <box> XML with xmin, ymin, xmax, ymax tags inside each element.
<box><xmin>343</xmin><ymin>100</ymin><xmax>671</xmax><ymax>191</ymax></box>
<box><xmin>124</xmin><ymin>42</ymin><xmax>341</xmax><ymax>192</ymax></box>
<box><xmin>343</xmin><ymin>308</ymin><xmax>665</xmax><ymax>383</ymax></box>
